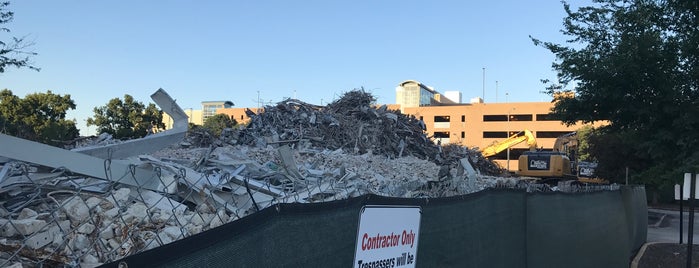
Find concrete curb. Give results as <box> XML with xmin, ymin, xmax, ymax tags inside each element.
<box><xmin>650</xmin><ymin>213</ymin><xmax>667</xmax><ymax>228</ymax></box>
<box><xmin>630</xmin><ymin>242</ymin><xmax>659</xmax><ymax>268</ymax></box>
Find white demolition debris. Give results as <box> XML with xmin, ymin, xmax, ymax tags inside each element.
<box><xmin>0</xmin><ymin>89</ymin><xmax>620</xmax><ymax>267</ymax></box>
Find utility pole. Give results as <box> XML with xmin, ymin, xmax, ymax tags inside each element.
<box><xmin>482</xmin><ymin>67</ymin><xmax>486</xmax><ymax>102</ymax></box>
<box><xmin>506</xmin><ymin>92</ymin><xmax>510</xmax><ymax>172</ymax></box>
<box><xmin>257</xmin><ymin>91</ymin><xmax>260</xmax><ymax>113</ymax></box>
<box><xmin>496</xmin><ymin>81</ymin><xmax>499</xmax><ymax>103</ymax></box>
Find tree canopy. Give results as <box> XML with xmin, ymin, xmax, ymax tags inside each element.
<box><xmin>535</xmin><ymin>0</ymin><xmax>699</xmax><ymax>196</ymax></box>
<box><xmin>203</xmin><ymin>113</ymin><xmax>237</xmax><ymax>136</ymax></box>
<box><xmin>87</xmin><ymin>95</ymin><xmax>165</xmax><ymax>140</ymax></box>
<box><xmin>0</xmin><ymin>1</ymin><xmax>38</xmax><ymax>73</ymax></box>
<box><xmin>0</xmin><ymin>89</ymin><xmax>79</xmax><ymax>145</ymax></box>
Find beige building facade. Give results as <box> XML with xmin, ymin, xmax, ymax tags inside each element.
<box><xmin>393</xmin><ymin>80</ymin><xmax>595</xmax><ymax>170</ymax></box>
<box><xmin>163</xmin><ymin>81</ymin><xmax>593</xmax><ymax>171</ymax></box>
<box><xmin>399</xmin><ymin>102</ymin><xmax>591</xmax><ymax>170</ymax></box>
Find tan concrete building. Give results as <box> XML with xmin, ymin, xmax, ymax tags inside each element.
<box><xmin>164</xmin><ymin>81</ymin><xmax>593</xmax><ymax>171</ymax></box>
<box><xmin>399</xmin><ymin>102</ymin><xmax>591</xmax><ymax>170</ymax></box>
<box><xmin>201</xmin><ymin>101</ymin><xmax>234</xmax><ymax>122</ymax></box>
<box><xmin>217</xmin><ymin>107</ymin><xmax>257</xmax><ymax>125</ymax></box>
<box><xmin>394</xmin><ymin>80</ymin><xmax>596</xmax><ymax>170</ymax></box>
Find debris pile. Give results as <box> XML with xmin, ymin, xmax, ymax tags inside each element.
<box><xmin>0</xmin><ymin>89</ymin><xmax>617</xmax><ymax>267</ymax></box>
<box><xmin>237</xmin><ymin>90</ymin><xmax>442</xmax><ymax>161</ymax></box>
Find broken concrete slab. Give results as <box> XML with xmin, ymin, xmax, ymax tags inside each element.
<box><xmin>0</xmin><ymin>218</ymin><xmax>48</xmax><ymax>236</ymax></box>
<box><xmin>459</xmin><ymin>157</ymin><xmax>478</xmax><ymax>180</ymax></box>
<box><xmin>139</xmin><ymin>190</ymin><xmax>187</xmax><ymax>215</ymax></box>
<box><xmin>277</xmin><ymin>145</ymin><xmax>305</xmax><ymax>181</ymax></box>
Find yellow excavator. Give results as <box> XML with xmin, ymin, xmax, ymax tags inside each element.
<box><xmin>516</xmin><ymin>131</ymin><xmax>607</xmax><ymax>183</ymax></box>
<box><xmin>516</xmin><ymin>131</ymin><xmax>574</xmax><ymax>179</ymax></box>
<box><xmin>480</xmin><ymin>129</ymin><xmax>537</xmax><ymax>158</ymax></box>
<box><xmin>480</xmin><ymin>130</ymin><xmax>605</xmax><ymax>183</ymax></box>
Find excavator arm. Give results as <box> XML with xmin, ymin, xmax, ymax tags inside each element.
<box><xmin>480</xmin><ymin>130</ymin><xmax>537</xmax><ymax>158</ymax></box>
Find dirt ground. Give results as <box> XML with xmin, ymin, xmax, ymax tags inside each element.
<box><xmin>636</xmin><ymin>243</ymin><xmax>699</xmax><ymax>268</ymax></box>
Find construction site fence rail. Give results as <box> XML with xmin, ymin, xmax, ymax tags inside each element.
<box><xmin>106</xmin><ymin>185</ymin><xmax>647</xmax><ymax>268</ymax></box>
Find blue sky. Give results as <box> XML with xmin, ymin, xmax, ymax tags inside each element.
<box><xmin>1</xmin><ymin>1</ymin><xmax>585</xmax><ymax>135</ymax></box>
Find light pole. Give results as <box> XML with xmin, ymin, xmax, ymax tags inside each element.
<box><xmin>506</xmin><ymin>92</ymin><xmax>513</xmax><ymax>172</ymax></box>
<box><xmin>506</xmin><ymin>108</ymin><xmax>517</xmax><ymax>172</ymax></box>
<box><xmin>482</xmin><ymin>67</ymin><xmax>486</xmax><ymax>102</ymax></box>
<box><xmin>507</xmin><ymin>108</ymin><xmax>510</xmax><ymax>172</ymax></box>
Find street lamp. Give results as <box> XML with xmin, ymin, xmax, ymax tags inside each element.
<box><xmin>506</xmin><ymin>93</ymin><xmax>515</xmax><ymax>172</ymax></box>
<box><xmin>507</xmin><ymin>109</ymin><xmax>510</xmax><ymax>172</ymax></box>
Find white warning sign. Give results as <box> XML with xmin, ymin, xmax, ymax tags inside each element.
<box><xmin>353</xmin><ymin>205</ymin><xmax>421</xmax><ymax>268</ymax></box>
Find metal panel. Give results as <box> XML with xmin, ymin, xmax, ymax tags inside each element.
<box><xmin>72</xmin><ymin>88</ymin><xmax>188</xmax><ymax>159</ymax></box>
<box><xmin>0</xmin><ymin>133</ymin><xmax>167</xmax><ymax>192</ymax></box>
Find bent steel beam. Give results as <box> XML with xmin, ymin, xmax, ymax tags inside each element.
<box><xmin>0</xmin><ymin>133</ymin><xmax>167</xmax><ymax>192</ymax></box>
<box><xmin>73</xmin><ymin>88</ymin><xmax>188</xmax><ymax>159</ymax></box>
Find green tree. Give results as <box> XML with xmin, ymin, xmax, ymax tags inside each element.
<box><xmin>203</xmin><ymin>113</ymin><xmax>237</xmax><ymax>136</ymax></box>
<box><xmin>0</xmin><ymin>1</ymin><xmax>39</xmax><ymax>73</ymax></box>
<box><xmin>534</xmin><ymin>0</ymin><xmax>699</xmax><ymax>197</ymax></box>
<box><xmin>87</xmin><ymin>94</ymin><xmax>165</xmax><ymax>139</ymax></box>
<box><xmin>0</xmin><ymin>89</ymin><xmax>78</xmax><ymax>145</ymax></box>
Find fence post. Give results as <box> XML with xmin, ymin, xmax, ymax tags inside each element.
<box><xmin>687</xmin><ymin>174</ymin><xmax>696</xmax><ymax>268</ymax></box>
<box><xmin>677</xmin><ymin>183</ymin><xmax>684</xmax><ymax>244</ymax></box>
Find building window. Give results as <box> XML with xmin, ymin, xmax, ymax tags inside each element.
<box><xmin>461</xmin><ymin>115</ymin><xmax>465</xmax><ymax>122</ymax></box>
<box><xmin>509</xmin><ymin>114</ymin><xmax>533</xmax><ymax>121</ymax></box>
<box><xmin>536</xmin><ymin>131</ymin><xmax>573</xmax><ymax>138</ymax></box>
<box><xmin>536</xmin><ymin>114</ymin><xmax>559</xmax><ymax>121</ymax></box>
<box><xmin>240</xmin><ymin>115</ymin><xmax>244</xmax><ymax>120</ymax></box>
<box><xmin>483</xmin><ymin>114</ymin><xmax>532</xmax><ymax>121</ymax></box>
<box><xmin>433</xmin><ymin>131</ymin><xmax>450</xmax><ymax>138</ymax></box>
<box><xmin>483</xmin><ymin>131</ymin><xmax>508</xmax><ymax>138</ymax></box>
<box><xmin>434</xmin><ymin>116</ymin><xmax>450</xmax><ymax>122</ymax></box>
<box><xmin>202</xmin><ymin>105</ymin><xmax>218</xmax><ymax>121</ymax></box>
<box><xmin>461</xmin><ymin>132</ymin><xmax>465</xmax><ymax>138</ymax></box>
<box><xmin>483</xmin><ymin>115</ymin><xmax>508</xmax><ymax>121</ymax></box>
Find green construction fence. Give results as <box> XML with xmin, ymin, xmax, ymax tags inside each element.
<box><xmin>103</xmin><ymin>185</ymin><xmax>647</xmax><ymax>268</ymax></box>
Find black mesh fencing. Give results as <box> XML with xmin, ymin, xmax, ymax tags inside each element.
<box><xmin>526</xmin><ymin>191</ymin><xmax>631</xmax><ymax>268</ymax></box>
<box><xmin>103</xmin><ymin>186</ymin><xmax>646</xmax><ymax>268</ymax></box>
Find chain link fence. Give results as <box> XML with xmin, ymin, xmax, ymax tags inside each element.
<box><xmin>0</xmin><ymin>143</ymin><xmax>621</xmax><ymax>267</ymax></box>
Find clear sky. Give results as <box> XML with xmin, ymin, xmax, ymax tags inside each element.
<box><xmin>0</xmin><ymin>1</ymin><xmax>585</xmax><ymax>136</ymax></box>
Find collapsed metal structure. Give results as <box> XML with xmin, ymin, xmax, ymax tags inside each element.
<box><xmin>0</xmin><ymin>89</ymin><xmax>619</xmax><ymax>267</ymax></box>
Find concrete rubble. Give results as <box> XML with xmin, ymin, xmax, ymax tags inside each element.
<box><xmin>0</xmin><ymin>89</ymin><xmax>618</xmax><ymax>267</ymax></box>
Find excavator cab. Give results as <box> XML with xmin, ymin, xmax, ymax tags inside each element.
<box><xmin>516</xmin><ymin>151</ymin><xmax>573</xmax><ymax>179</ymax></box>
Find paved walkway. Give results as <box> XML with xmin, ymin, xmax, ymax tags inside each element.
<box><xmin>631</xmin><ymin>208</ymin><xmax>699</xmax><ymax>267</ymax></box>
<box><xmin>647</xmin><ymin>208</ymin><xmax>699</xmax><ymax>244</ymax></box>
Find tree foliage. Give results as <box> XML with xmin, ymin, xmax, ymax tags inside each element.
<box><xmin>87</xmin><ymin>95</ymin><xmax>165</xmax><ymax>140</ymax></box>
<box><xmin>0</xmin><ymin>1</ymin><xmax>38</xmax><ymax>73</ymax></box>
<box><xmin>0</xmin><ymin>89</ymin><xmax>79</xmax><ymax>145</ymax></box>
<box><xmin>203</xmin><ymin>113</ymin><xmax>237</xmax><ymax>136</ymax></box>
<box><xmin>534</xmin><ymin>0</ymin><xmax>699</xmax><ymax>195</ymax></box>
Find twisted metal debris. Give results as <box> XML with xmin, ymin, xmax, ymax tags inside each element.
<box><xmin>0</xmin><ymin>89</ymin><xmax>617</xmax><ymax>267</ymax></box>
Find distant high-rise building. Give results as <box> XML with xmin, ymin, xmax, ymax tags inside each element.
<box><xmin>395</xmin><ymin>80</ymin><xmax>436</xmax><ymax>108</ymax></box>
<box><xmin>444</xmin><ymin>91</ymin><xmax>462</xmax><ymax>103</ymax></box>
<box><xmin>395</xmin><ymin>80</ymin><xmax>456</xmax><ymax>110</ymax></box>
<box><xmin>201</xmin><ymin>101</ymin><xmax>234</xmax><ymax>122</ymax></box>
